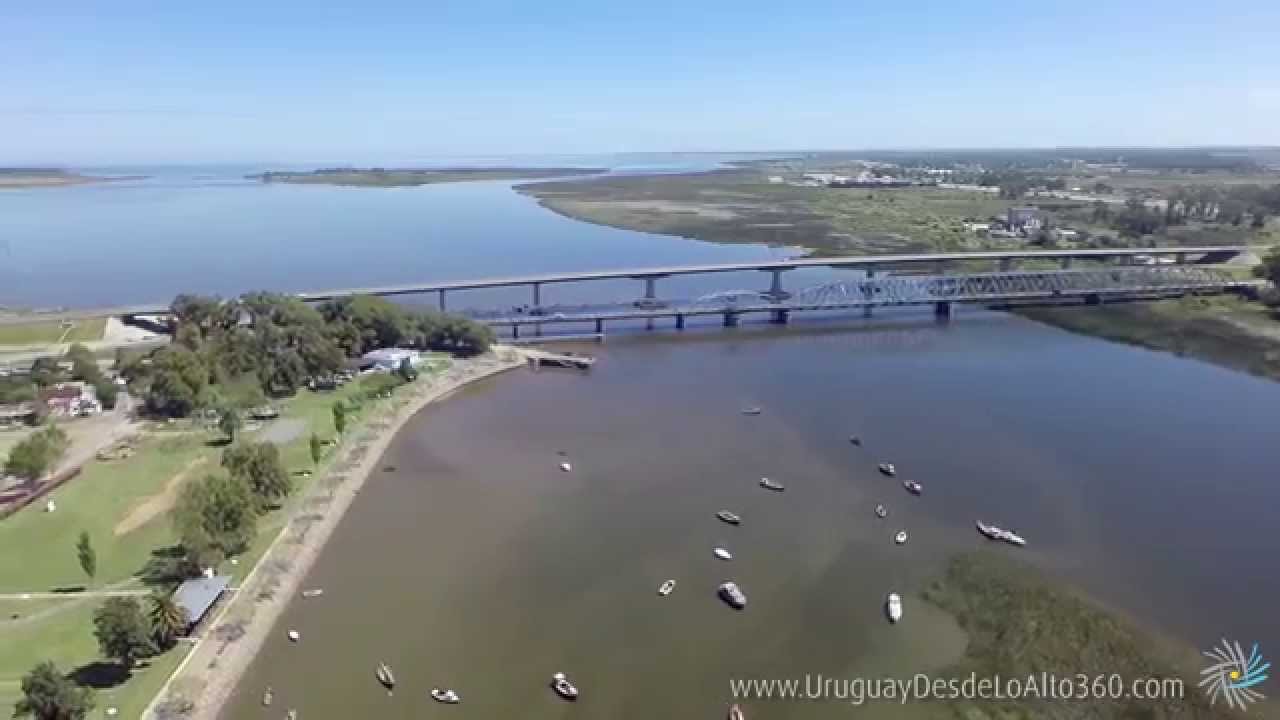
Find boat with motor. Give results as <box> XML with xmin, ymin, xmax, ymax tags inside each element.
<box><xmin>874</xmin><ymin>504</ymin><xmax>887</xmax><ymax>518</ymax></box>
<box><xmin>559</xmin><ymin>461</ymin><xmax>572</xmax><ymax>472</ymax></box>
<box><xmin>376</xmin><ymin>663</ymin><xmax>396</xmax><ymax>690</ymax></box>
<box><xmin>878</xmin><ymin>463</ymin><xmax>896</xmax><ymax>477</ymax></box>
<box><xmin>431</xmin><ymin>688</ymin><xmax>461</xmax><ymax>704</ymax></box>
<box><xmin>262</xmin><ymin>687</ymin><xmax>273</xmax><ymax>706</ymax></box>
<box><xmin>903</xmin><ymin>481</ymin><xmax>922</xmax><ymax>496</ymax></box>
<box><xmin>551</xmin><ymin>672</ymin><xmax>579</xmax><ymax>700</ymax></box>
<box><xmin>714</xmin><ymin>547</ymin><xmax>733</xmax><ymax>561</ymax></box>
<box><xmin>658</xmin><ymin>579</ymin><xmax>676</xmax><ymax>596</ymax></box>
<box><xmin>287</xmin><ymin>629</ymin><xmax>300</xmax><ymax>642</ymax></box>
<box><xmin>759</xmin><ymin>477</ymin><xmax>785</xmax><ymax>492</ymax></box>
<box><xmin>719</xmin><ymin>581</ymin><xmax>747</xmax><ymax>609</ymax></box>
<box><xmin>886</xmin><ymin>593</ymin><xmax>903</xmax><ymax>623</ymax></box>
<box><xmin>716</xmin><ymin>510</ymin><xmax>742</xmax><ymax>525</ymax></box>
<box><xmin>894</xmin><ymin>531</ymin><xmax>908</xmax><ymax>545</ymax></box>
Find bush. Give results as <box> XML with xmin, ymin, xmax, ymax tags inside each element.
<box><xmin>3</xmin><ymin>425</ymin><xmax>69</xmax><ymax>479</ymax></box>
<box><xmin>93</xmin><ymin>380</ymin><xmax>118</xmax><ymax>410</ymax></box>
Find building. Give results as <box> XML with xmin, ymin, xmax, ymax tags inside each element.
<box><xmin>172</xmin><ymin>575</ymin><xmax>232</xmax><ymax>635</ymax></box>
<box><xmin>358</xmin><ymin>348</ymin><xmax>422</xmax><ymax>373</ymax></box>
<box><xmin>1006</xmin><ymin>207</ymin><xmax>1043</xmax><ymax>232</ymax></box>
<box><xmin>42</xmin><ymin>382</ymin><xmax>99</xmax><ymax>418</ymax></box>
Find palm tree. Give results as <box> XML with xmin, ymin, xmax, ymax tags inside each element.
<box><xmin>148</xmin><ymin>592</ymin><xmax>188</xmax><ymax>650</ymax></box>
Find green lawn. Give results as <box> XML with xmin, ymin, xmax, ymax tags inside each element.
<box><xmin>0</xmin><ymin>318</ymin><xmax>106</xmax><ymax>347</ymax></box>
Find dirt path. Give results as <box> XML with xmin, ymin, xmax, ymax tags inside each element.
<box><xmin>114</xmin><ymin>457</ymin><xmax>207</xmax><ymax>536</ymax></box>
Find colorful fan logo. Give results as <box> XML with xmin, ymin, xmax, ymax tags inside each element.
<box><xmin>1200</xmin><ymin>639</ymin><xmax>1269</xmax><ymax>710</ymax></box>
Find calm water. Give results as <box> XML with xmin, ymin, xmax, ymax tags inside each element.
<box><xmin>3</xmin><ymin>159</ymin><xmax>1275</xmax><ymax>717</ymax></box>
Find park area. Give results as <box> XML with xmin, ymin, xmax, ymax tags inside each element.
<box><xmin>0</xmin><ymin>318</ymin><xmax>106</xmax><ymax>348</ymax></box>
<box><xmin>0</xmin><ymin>359</ymin><xmax>449</xmax><ymax>717</ymax></box>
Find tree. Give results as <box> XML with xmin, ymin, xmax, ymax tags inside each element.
<box><xmin>173</xmin><ymin>473</ymin><xmax>258</xmax><ymax>564</ymax></box>
<box><xmin>217</xmin><ymin>405</ymin><xmax>242</xmax><ymax>443</ymax></box>
<box><xmin>144</xmin><ymin>346</ymin><xmax>208</xmax><ymax>417</ymax></box>
<box><xmin>93</xmin><ymin>380</ymin><xmax>118</xmax><ymax>411</ymax></box>
<box><xmin>1259</xmin><ymin>246</ymin><xmax>1280</xmax><ymax>286</ymax></box>
<box><xmin>396</xmin><ymin>356</ymin><xmax>417</xmax><ymax>382</ymax></box>
<box><xmin>3</xmin><ymin>425</ymin><xmax>69</xmax><ymax>480</ymax></box>
<box><xmin>76</xmin><ymin>532</ymin><xmax>96</xmax><ymax>583</ymax></box>
<box><xmin>148</xmin><ymin>592</ymin><xmax>188</xmax><ymax>650</ymax></box>
<box><xmin>332</xmin><ymin>401</ymin><xmax>347</xmax><ymax>435</ymax></box>
<box><xmin>310</xmin><ymin>433</ymin><xmax>323</xmax><ymax>466</ymax></box>
<box><xmin>92</xmin><ymin>597</ymin><xmax>157</xmax><ymax>668</ymax></box>
<box><xmin>13</xmin><ymin>661</ymin><xmax>94</xmax><ymax>720</ymax></box>
<box><xmin>222</xmin><ymin>442</ymin><xmax>290</xmax><ymax>509</ymax></box>
<box><xmin>65</xmin><ymin>344</ymin><xmax>102</xmax><ymax>385</ymax></box>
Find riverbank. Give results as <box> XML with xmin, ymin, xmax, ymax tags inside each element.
<box><xmin>0</xmin><ymin>171</ymin><xmax>147</xmax><ymax>189</ymax></box>
<box><xmin>143</xmin><ymin>347</ymin><xmax>525</xmax><ymax>719</ymax></box>
<box><xmin>249</xmin><ymin>167</ymin><xmax>603</xmax><ymax>187</ymax></box>
<box><xmin>1016</xmin><ymin>294</ymin><xmax>1280</xmax><ymax>382</ymax></box>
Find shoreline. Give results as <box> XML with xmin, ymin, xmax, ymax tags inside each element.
<box><xmin>142</xmin><ymin>347</ymin><xmax>526</xmax><ymax>719</ymax></box>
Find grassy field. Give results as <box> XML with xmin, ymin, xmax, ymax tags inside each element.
<box><xmin>924</xmin><ymin>552</ymin><xmax>1224</xmax><ymax>719</ymax></box>
<box><xmin>0</xmin><ymin>359</ymin><xmax>450</xmax><ymax>716</ymax></box>
<box><xmin>1017</xmin><ymin>294</ymin><xmax>1280</xmax><ymax>382</ymax></box>
<box><xmin>0</xmin><ymin>317</ymin><xmax>106</xmax><ymax>347</ymax></box>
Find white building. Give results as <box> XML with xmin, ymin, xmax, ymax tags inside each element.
<box><xmin>359</xmin><ymin>348</ymin><xmax>422</xmax><ymax>373</ymax></box>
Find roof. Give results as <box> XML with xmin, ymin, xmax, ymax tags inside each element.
<box><xmin>360</xmin><ymin>348</ymin><xmax>415</xmax><ymax>363</ymax></box>
<box><xmin>172</xmin><ymin>575</ymin><xmax>232</xmax><ymax>626</ymax></box>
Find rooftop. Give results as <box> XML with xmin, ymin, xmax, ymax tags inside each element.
<box><xmin>173</xmin><ymin>575</ymin><xmax>232</xmax><ymax>629</ymax></box>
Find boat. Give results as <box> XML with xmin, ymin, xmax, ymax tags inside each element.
<box><xmin>976</xmin><ymin>521</ymin><xmax>1026</xmax><ymax>547</ymax></box>
<box><xmin>903</xmin><ymin>481</ymin><xmax>922</xmax><ymax>496</ymax></box>
<box><xmin>894</xmin><ymin>531</ymin><xmax>908</xmax><ymax>545</ymax></box>
<box><xmin>716</xmin><ymin>510</ymin><xmax>742</xmax><ymax>525</ymax></box>
<box><xmin>551</xmin><ymin>672</ymin><xmax>579</xmax><ymax>700</ymax></box>
<box><xmin>286</xmin><ymin>711</ymin><xmax>297</xmax><ymax>720</ymax></box>
<box><xmin>759</xmin><ymin>477</ymin><xmax>785</xmax><ymax>492</ymax></box>
<box><xmin>874</xmin><ymin>504</ymin><xmax>887</xmax><ymax>518</ymax></box>
<box><xmin>376</xmin><ymin>663</ymin><xmax>396</xmax><ymax>690</ymax></box>
<box><xmin>559</xmin><ymin>461</ymin><xmax>572</xmax><ymax>472</ymax></box>
<box><xmin>1003</xmin><ymin>530</ymin><xmax>1027</xmax><ymax>547</ymax></box>
<box><xmin>719</xmin><ymin>581</ymin><xmax>747</xmax><ymax>609</ymax></box>
<box><xmin>728</xmin><ymin>703</ymin><xmax>746</xmax><ymax>720</ymax></box>
<box><xmin>658</xmin><ymin>579</ymin><xmax>676</xmax><ymax>596</ymax></box>
<box><xmin>878</xmin><ymin>463</ymin><xmax>896</xmax><ymax>477</ymax></box>
<box><xmin>431</xmin><ymin>688</ymin><xmax>461</xmax><ymax>704</ymax></box>
<box><xmin>301</xmin><ymin>588</ymin><xmax>324</xmax><ymax>598</ymax></box>
<box><xmin>886</xmin><ymin>593</ymin><xmax>903</xmax><ymax>623</ymax></box>
<box><xmin>262</xmin><ymin>687</ymin><xmax>274</xmax><ymax>706</ymax></box>
<box><xmin>287</xmin><ymin>629</ymin><xmax>300</xmax><ymax>642</ymax></box>
<box><xmin>713</xmin><ymin>547</ymin><xmax>733</xmax><ymax>561</ymax></box>
<box><xmin>849</xmin><ymin>436</ymin><xmax>862</xmax><ymax>446</ymax></box>
<box><xmin>742</xmin><ymin>407</ymin><xmax>762</xmax><ymax>416</ymax></box>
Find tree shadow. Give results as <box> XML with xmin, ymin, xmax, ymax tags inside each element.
<box><xmin>50</xmin><ymin>585</ymin><xmax>87</xmax><ymax>594</ymax></box>
<box><xmin>70</xmin><ymin>661</ymin><xmax>132</xmax><ymax>689</ymax></box>
<box><xmin>138</xmin><ymin>545</ymin><xmax>189</xmax><ymax>588</ymax></box>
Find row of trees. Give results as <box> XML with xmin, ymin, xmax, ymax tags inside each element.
<box><xmin>2</xmin><ymin>425</ymin><xmax>68</xmax><ymax>479</ymax></box>
<box><xmin>121</xmin><ymin>292</ymin><xmax>493</xmax><ymax>419</ymax></box>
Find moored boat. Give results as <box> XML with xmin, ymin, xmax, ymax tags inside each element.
<box><xmin>728</xmin><ymin>703</ymin><xmax>746</xmax><ymax>720</ymax></box>
<box><xmin>559</xmin><ymin>461</ymin><xmax>572</xmax><ymax>472</ymax></box>
<box><xmin>977</xmin><ymin>521</ymin><xmax>1027</xmax><ymax>547</ymax></box>
<box><xmin>886</xmin><ymin>593</ymin><xmax>903</xmax><ymax>623</ymax></box>
<box><xmin>287</xmin><ymin>629</ymin><xmax>300</xmax><ymax>642</ymax></box>
<box><xmin>716</xmin><ymin>510</ymin><xmax>742</xmax><ymax>525</ymax></box>
<box><xmin>376</xmin><ymin>663</ymin><xmax>396</xmax><ymax>690</ymax></box>
<box><xmin>551</xmin><ymin>672</ymin><xmax>579</xmax><ymax>700</ymax></box>
<box><xmin>262</xmin><ymin>687</ymin><xmax>273</xmax><ymax>706</ymax></box>
<box><xmin>301</xmin><ymin>588</ymin><xmax>324</xmax><ymax>598</ymax></box>
<box><xmin>719</xmin><ymin>581</ymin><xmax>747</xmax><ymax>609</ymax></box>
<box><xmin>742</xmin><ymin>406</ymin><xmax>762</xmax><ymax>415</ymax></box>
<box><xmin>878</xmin><ymin>463</ymin><xmax>896</xmax><ymax>477</ymax></box>
<box><xmin>431</xmin><ymin>688</ymin><xmax>461</xmax><ymax>704</ymax></box>
<box><xmin>713</xmin><ymin>547</ymin><xmax>733</xmax><ymax>561</ymax></box>
<box><xmin>874</xmin><ymin>504</ymin><xmax>887</xmax><ymax>518</ymax></box>
<box><xmin>894</xmin><ymin>530</ymin><xmax>908</xmax><ymax>545</ymax></box>
<box><xmin>658</xmin><ymin>579</ymin><xmax>676</xmax><ymax>596</ymax></box>
<box><xmin>759</xmin><ymin>477</ymin><xmax>785</xmax><ymax>492</ymax></box>
<box><xmin>903</xmin><ymin>481</ymin><xmax>922</xmax><ymax>496</ymax></box>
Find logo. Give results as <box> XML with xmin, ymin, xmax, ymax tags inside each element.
<box><xmin>1200</xmin><ymin>639</ymin><xmax>1269</xmax><ymax>710</ymax></box>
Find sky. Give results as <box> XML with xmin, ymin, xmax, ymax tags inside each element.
<box><xmin>3</xmin><ymin>1</ymin><xmax>1280</xmax><ymax>164</ymax></box>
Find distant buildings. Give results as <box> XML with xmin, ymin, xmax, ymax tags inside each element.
<box><xmin>42</xmin><ymin>382</ymin><xmax>100</xmax><ymax>418</ymax></box>
<box><xmin>1006</xmin><ymin>207</ymin><xmax>1044</xmax><ymax>232</ymax></box>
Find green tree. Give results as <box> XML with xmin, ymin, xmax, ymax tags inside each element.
<box><xmin>144</xmin><ymin>346</ymin><xmax>208</xmax><ymax>417</ymax></box>
<box><xmin>92</xmin><ymin>380</ymin><xmax>118</xmax><ymax>411</ymax></box>
<box><xmin>174</xmin><ymin>473</ymin><xmax>258</xmax><ymax>564</ymax></box>
<box><xmin>3</xmin><ymin>425</ymin><xmax>69</xmax><ymax>480</ymax></box>
<box><xmin>148</xmin><ymin>591</ymin><xmax>188</xmax><ymax>650</ymax></box>
<box><xmin>332</xmin><ymin>401</ymin><xmax>347</xmax><ymax>435</ymax></box>
<box><xmin>310</xmin><ymin>433</ymin><xmax>323</xmax><ymax>465</ymax></box>
<box><xmin>396</xmin><ymin>356</ymin><xmax>417</xmax><ymax>382</ymax></box>
<box><xmin>64</xmin><ymin>344</ymin><xmax>103</xmax><ymax>385</ymax></box>
<box><xmin>92</xmin><ymin>597</ymin><xmax>157</xmax><ymax>668</ymax></box>
<box><xmin>75</xmin><ymin>531</ymin><xmax>96</xmax><ymax>583</ymax></box>
<box><xmin>217</xmin><ymin>405</ymin><xmax>242</xmax><ymax>443</ymax></box>
<box><xmin>13</xmin><ymin>662</ymin><xmax>94</xmax><ymax>720</ymax></box>
<box><xmin>1258</xmin><ymin>246</ymin><xmax>1280</xmax><ymax>286</ymax></box>
<box><xmin>222</xmin><ymin>442</ymin><xmax>290</xmax><ymax>509</ymax></box>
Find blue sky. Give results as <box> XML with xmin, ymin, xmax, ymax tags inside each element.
<box><xmin>4</xmin><ymin>1</ymin><xmax>1279</xmax><ymax>164</ymax></box>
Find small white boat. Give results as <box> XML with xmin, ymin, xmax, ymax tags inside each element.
<box><xmin>759</xmin><ymin>477</ymin><xmax>785</xmax><ymax>492</ymax></box>
<box><xmin>301</xmin><ymin>588</ymin><xmax>324</xmax><ymax>598</ymax></box>
<box><xmin>431</xmin><ymin>688</ymin><xmax>461</xmax><ymax>704</ymax></box>
<box><xmin>903</xmin><ymin>481</ymin><xmax>922</xmax><ymax>496</ymax></box>
<box><xmin>262</xmin><ymin>687</ymin><xmax>274</xmax><ymax>706</ymax></box>
<box><xmin>658</xmin><ymin>579</ymin><xmax>676</xmax><ymax>596</ymax></box>
<box><xmin>719</xmin><ymin>581</ymin><xmax>747</xmax><ymax>609</ymax></box>
<box><xmin>742</xmin><ymin>406</ymin><xmax>762</xmax><ymax>416</ymax></box>
<box><xmin>878</xmin><ymin>463</ymin><xmax>896</xmax><ymax>477</ymax></box>
<box><xmin>728</xmin><ymin>703</ymin><xmax>746</xmax><ymax>720</ymax></box>
<box><xmin>287</xmin><ymin>629</ymin><xmax>300</xmax><ymax>642</ymax></box>
<box><xmin>713</xmin><ymin>547</ymin><xmax>733</xmax><ymax>561</ymax></box>
<box><xmin>894</xmin><ymin>531</ymin><xmax>908</xmax><ymax>545</ymax></box>
<box><xmin>286</xmin><ymin>710</ymin><xmax>297</xmax><ymax>720</ymax></box>
<box><xmin>376</xmin><ymin>663</ymin><xmax>396</xmax><ymax>690</ymax></box>
<box><xmin>874</xmin><ymin>504</ymin><xmax>887</xmax><ymax>518</ymax></box>
<box><xmin>551</xmin><ymin>672</ymin><xmax>579</xmax><ymax>700</ymax></box>
<box><xmin>716</xmin><ymin>510</ymin><xmax>742</xmax><ymax>525</ymax></box>
<box><xmin>886</xmin><ymin>593</ymin><xmax>903</xmax><ymax>623</ymax></box>
<box><xmin>559</xmin><ymin>461</ymin><xmax>572</xmax><ymax>472</ymax></box>
<box><xmin>1003</xmin><ymin>530</ymin><xmax>1027</xmax><ymax>547</ymax></box>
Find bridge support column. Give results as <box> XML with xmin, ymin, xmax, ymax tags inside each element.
<box><xmin>999</xmin><ymin>258</ymin><xmax>1014</xmax><ymax>272</ymax></box>
<box><xmin>1085</xmin><ymin>293</ymin><xmax>1103</xmax><ymax>306</ymax></box>
<box><xmin>675</xmin><ymin>314</ymin><xmax>685</xmax><ymax>330</ymax></box>
<box><xmin>644</xmin><ymin>276</ymin><xmax>657</xmax><ymax>300</ymax></box>
<box><xmin>934</xmin><ymin>301</ymin><xmax>952</xmax><ymax>319</ymax></box>
<box><xmin>646</xmin><ymin>317</ymin><xmax>654</xmax><ymax>331</ymax></box>
<box><xmin>1060</xmin><ymin>257</ymin><xmax>1073</xmax><ymax>270</ymax></box>
<box><xmin>438</xmin><ymin>289</ymin><xmax>447</xmax><ymax>312</ymax></box>
<box><xmin>511</xmin><ymin>323</ymin><xmax>520</xmax><ymax>339</ymax></box>
<box><xmin>723</xmin><ymin>311</ymin><xmax>739</xmax><ymax>327</ymax></box>
<box><xmin>531</xmin><ymin>282</ymin><xmax>541</xmax><ymax>307</ymax></box>
<box><xmin>1175</xmin><ymin>252</ymin><xmax>1187</xmax><ymax>265</ymax></box>
<box><xmin>595</xmin><ymin>318</ymin><xmax>604</xmax><ymax>334</ymax></box>
<box><xmin>771</xmin><ymin>309</ymin><xmax>789</xmax><ymax>324</ymax></box>
<box><xmin>761</xmin><ymin>268</ymin><xmax>793</xmax><ymax>301</ymax></box>
<box><xmin>863</xmin><ymin>306</ymin><xmax>873</xmax><ymax>318</ymax></box>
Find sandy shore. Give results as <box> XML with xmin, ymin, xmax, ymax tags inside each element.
<box><xmin>143</xmin><ymin>347</ymin><xmax>526</xmax><ymax>719</ymax></box>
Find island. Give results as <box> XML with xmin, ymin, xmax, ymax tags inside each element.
<box><xmin>0</xmin><ymin>168</ymin><xmax>147</xmax><ymax>189</ymax></box>
<box><xmin>247</xmin><ymin>166</ymin><xmax>603</xmax><ymax>187</ymax></box>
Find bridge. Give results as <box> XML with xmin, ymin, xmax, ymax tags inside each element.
<box><xmin>0</xmin><ymin>247</ymin><xmax>1256</xmax><ymax>335</ymax></box>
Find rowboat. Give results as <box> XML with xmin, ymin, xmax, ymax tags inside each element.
<box><xmin>716</xmin><ymin>510</ymin><xmax>742</xmax><ymax>525</ymax></box>
<box><xmin>719</xmin><ymin>581</ymin><xmax>747</xmax><ymax>609</ymax></box>
<box><xmin>431</xmin><ymin>688</ymin><xmax>461</xmax><ymax>704</ymax></box>
<box><xmin>551</xmin><ymin>672</ymin><xmax>579</xmax><ymax>700</ymax></box>
<box><xmin>376</xmin><ymin>663</ymin><xmax>396</xmax><ymax>690</ymax></box>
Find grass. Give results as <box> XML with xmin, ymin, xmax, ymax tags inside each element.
<box><xmin>0</xmin><ymin>360</ymin><xmax>451</xmax><ymax>715</ymax></box>
<box><xmin>0</xmin><ymin>317</ymin><xmax>106</xmax><ymax>347</ymax></box>
<box><xmin>1017</xmin><ymin>294</ymin><xmax>1280</xmax><ymax>382</ymax></box>
<box><xmin>923</xmin><ymin>552</ymin><xmax>1224</xmax><ymax>719</ymax></box>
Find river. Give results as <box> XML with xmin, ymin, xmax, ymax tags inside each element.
<box><xmin>3</xmin><ymin>160</ymin><xmax>1275</xmax><ymax>717</ymax></box>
